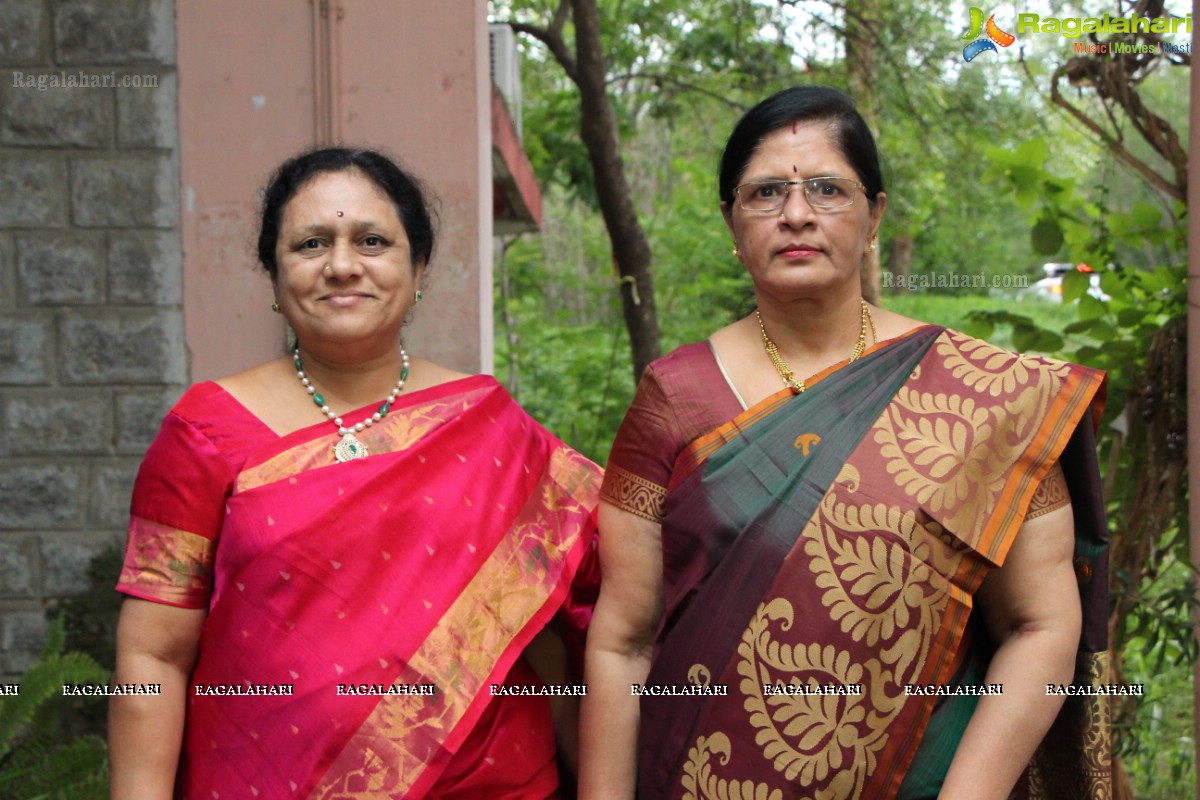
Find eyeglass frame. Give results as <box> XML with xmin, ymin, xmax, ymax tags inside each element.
<box><xmin>732</xmin><ymin>176</ymin><xmax>869</xmax><ymax>212</ymax></box>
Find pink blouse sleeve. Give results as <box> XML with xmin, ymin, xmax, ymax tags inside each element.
<box><xmin>116</xmin><ymin>411</ymin><xmax>234</xmax><ymax>609</ymax></box>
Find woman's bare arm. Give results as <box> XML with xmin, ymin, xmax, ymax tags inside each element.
<box><xmin>938</xmin><ymin>503</ymin><xmax>1081</xmax><ymax>799</ymax></box>
<box><xmin>577</xmin><ymin>502</ymin><xmax>664</xmax><ymax>800</ymax></box>
<box><xmin>108</xmin><ymin>597</ymin><xmax>205</xmax><ymax>800</ymax></box>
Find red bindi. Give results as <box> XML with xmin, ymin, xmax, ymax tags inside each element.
<box><xmin>336</xmin><ymin>211</ymin><xmax>344</xmax><ymax>217</ymax></box>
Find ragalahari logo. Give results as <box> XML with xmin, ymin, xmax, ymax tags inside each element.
<box><xmin>961</xmin><ymin>8</ymin><xmax>1016</xmax><ymax>61</ymax></box>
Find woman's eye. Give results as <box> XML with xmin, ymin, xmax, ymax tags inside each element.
<box><xmin>362</xmin><ymin>235</ymin><xmax>385</xmax><ymax>248</ymax></box>
<box><xmin>812</xmin><ymin>180</ymin><xmax>848</xmax><ymax>198</ymax></box>
<box><xmin>754</xmin><ymin>184</ymin><xmax>780</xmax><ymax>198</ymax></box>
<box><xmin>301</xmin><ymin>238</ymin><xmax>323</xmax><ymax>250</ymax></box>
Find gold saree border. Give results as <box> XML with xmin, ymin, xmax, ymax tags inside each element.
<box><xmin>117</xmin><ymin>516</ymin><xmax>214</xmax><ymax>608</ymax></box>
<box><xmin>974</xmin><ymin>362</ymin><xmax>1105</xmax><ymax>567</ymax></box>
<box><xmin>1023</xmin><ymin>651</ymin><xmax>1112</xmax><ymax>800</ymax></box>
<box><xmin>234</xmin><ymin>389</ymin><xmax>489</xmax><ymax>495</ymax></box>
<box><xmin>308</xmin><ymin>446</ymin><xmax>600</xmax><ymax>800</ymax></box>
<box><xmin>601</xmin><ymin>463</ymin><xmax>668</xmax><ymax>522</ymax></box>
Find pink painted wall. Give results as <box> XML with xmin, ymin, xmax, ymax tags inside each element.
<box><xmin>177</xmin><ymin>0</ymin><xmax>491</xmax><ymax>381</ymax></box>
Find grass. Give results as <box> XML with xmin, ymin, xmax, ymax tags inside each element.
<box><xmin>879</xmin><ymin>290</ymin><xmax>1072</xmax><ymax>352</ymax></box>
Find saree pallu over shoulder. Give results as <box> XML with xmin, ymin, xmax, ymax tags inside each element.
<box><xmin>639</xmin><ymin>329</ymin><xmax>1107</xmax><ymax>800</ymax></box>
<box><xmin>160</xmin><ymin>378</ymin><xmax>600</xmax><ymax>800</ymax></box>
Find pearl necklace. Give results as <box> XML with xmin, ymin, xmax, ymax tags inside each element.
<box><xmin>293</xmin><ymin>348</ymin><xmax>410</xmax><ymax>462</ymax></box>
<box><xmin>755</xmin><ymin>299</ymin><xmax>875</xmax><ymax>394</ymax></box>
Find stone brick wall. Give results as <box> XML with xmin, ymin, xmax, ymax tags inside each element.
<box><xmin>0</xmin><ymin>0</ymin><xmax>185</xmax><ymax>674</ymax></box>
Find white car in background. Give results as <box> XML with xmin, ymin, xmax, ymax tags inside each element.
<box><xmin>1025</xmin><ymin>263</ymin><xmax>1110</xmax><ymax>302</ymax></box>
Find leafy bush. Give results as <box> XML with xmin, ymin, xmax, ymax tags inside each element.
<box><xmin>0</xmin><ymin>617</ymin><xmax>109</xmax><ymax>800</ymax></box>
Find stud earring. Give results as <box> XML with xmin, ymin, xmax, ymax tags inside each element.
<box><xmin>271</xmin><ymin>302</ymin><xmax>280</xmax><ymax>313</ymax></box>
<box><xmin>732</xmin><ymin>246</ymin><xmax>741</xmax><ymax>259</ymax></box>
<box><xmin>415</xmin><ymin>290</ymin><xmax>423</xmax><ymax>303</ymax></box>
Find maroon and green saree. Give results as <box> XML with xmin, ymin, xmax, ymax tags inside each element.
<box><xmin>118</xmin><ymin>375</ymin><xmax>602</xmax><ymax>799</ymax></box>
<box><xmin>602</xmin><ymin>326</ymin><xmax>1109</xmax><ymax>800</ymax></box>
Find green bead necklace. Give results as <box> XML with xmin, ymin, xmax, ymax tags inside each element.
<box><xmin>294</xmin><ymin>347</ymin><xmax>410</xmax><ymax>462</ymax></box>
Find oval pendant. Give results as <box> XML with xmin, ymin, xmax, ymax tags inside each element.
<box><xmin>334</xmin><ymin>433</ymin><xmax>369</xmax><ymax>462</ymax></box>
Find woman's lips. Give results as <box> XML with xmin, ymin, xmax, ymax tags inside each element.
<box><xmin>777</xmin><ymin>244</ymin><xmax>821</xmax><ymax>259</ymax></box>
<box><xmin>322</xmin><ymin>292</ymin><xmax>371</xmax><ymax>307</ymax></box>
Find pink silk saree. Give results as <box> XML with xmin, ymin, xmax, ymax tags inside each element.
<box><xmin>118</xmin><ymin>375</ymin><xmax>602</xmax><ymax>799</ymax></box>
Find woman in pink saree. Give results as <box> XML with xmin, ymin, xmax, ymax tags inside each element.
<box><xmin>109</xmin><ymin>148</ymin><xmax>601</xmax><ymax>799</ymax></box>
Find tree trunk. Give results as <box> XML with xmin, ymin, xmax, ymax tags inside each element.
<box><xmin>844</xmin><ymin>0</ymin><xmax>882</xmax><ymax>303</ymax></box>
<box><xmin>885</xmin><ymin>234</ymin><xmax>914</xmax><ymax>295</ymax></box>
<box><xmin>495</xmin><ymin>236</ymin><xmax>521</xmax><ymax>399</ymax></box>
<box><xmin>570</xmin><ymin>0</ymin><xmax>661</xmax><ymax>379</ymax></box>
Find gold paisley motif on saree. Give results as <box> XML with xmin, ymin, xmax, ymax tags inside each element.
<box><xmin>735</xmin><ymin>598</ymin><xmax>889</xmax><ymax>799</ymax></box>
<box><xmin>875</xmin><ymin>331</ymin><xmax>1075</xmax><ymax>556</ymax></box>
<box><xmin>683</xmin><ymin>732</ymin><xmax>784</xmax><ymax>800</ymax></box>
<box><xmin>658</xmin><ymin>329</ymin><xmax>1106</xmax><ymax>799</ymax></box>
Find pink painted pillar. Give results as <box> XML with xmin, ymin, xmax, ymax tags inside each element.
<box><xmin>177</xmin><ymin>0</ymin><xmax>491</xmax><ymax>381</ymax></box>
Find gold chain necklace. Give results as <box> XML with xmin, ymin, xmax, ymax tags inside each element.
<box><xmin>755</xmin><ymin>299</ymin><xmax>876</xmax><ymax>394</ymax></box>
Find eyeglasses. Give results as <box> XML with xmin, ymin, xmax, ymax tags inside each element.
<box><xmin>734</xmin><ymin>177</ymin><xmax>866</xmax><ymax>212</ymax></box>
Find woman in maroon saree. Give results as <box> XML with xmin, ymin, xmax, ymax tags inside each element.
<box><xmin>579</xmin><ymin>88</ymin><xmax>1108</xmax><ymax>800</ymax></box>
<box><xmin>110</xmin><ymin>149</ymin><xmax>601</xmax><ymax>799</ymax></box>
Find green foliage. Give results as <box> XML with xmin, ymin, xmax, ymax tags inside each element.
<box><xmin>974</xmin><ymin>129</ymin><xmax>1193</xmax><ymax>797</ymax></box>
<box><xmin>50</xmin><ymin>545</ymin><xmax>125</xmax><ymax>742</ymax></box>
<box><xmin>1118</xmin><ymin>558</ymin><xmax>1197</xmax><ymax>800</ymax></box>
<box><xmin>881</xmin><ymin>293</ymin><xmax>1065</xmax><ymax>353</ymax></box>
<box><xmin>974</xmin><ymin>139</ymin><xmax>1186</xmax><ymax>426</ymax></box>
<box><xmin>57</xmin><ymin>545</ymin><xmax>123</xmax><ymax>674</ymax></box>
<box><xmin>0</xmin><ymin>618</ymin><xmax>110</xmax><ymax>800</ymax></box>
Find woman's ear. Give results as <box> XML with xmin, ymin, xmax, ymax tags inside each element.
<box><xmin>868</xmin><ymin>192</ymin><xmax>888</xmax><ymax>240</ymax></box>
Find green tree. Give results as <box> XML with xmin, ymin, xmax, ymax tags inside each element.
<box><xmin>493</xmin><ymin>0</ymin><xmax>802</xmax><ymax>378</ymax></box>
<box><xmin>966</xmin><ymin>2</ymin><xmax>1191</xmax><ymax>793</ymax></box>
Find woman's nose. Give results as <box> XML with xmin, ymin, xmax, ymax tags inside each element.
<box><xmin>778</xmin><ymin>184</ymin><xmax>816</xmax><ymax>226</ymax></box>
<box><xmin>326</xmin><ymin>239</ymin><xmax>361</xmax><ymax>279</ymax></box>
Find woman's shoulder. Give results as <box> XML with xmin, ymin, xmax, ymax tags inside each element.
<box><xmin>164</xmin><ymin>361</ymin><xmax>288</xmax><ymax>454</ymax></box>
<box><xmin>171</xmin><ymin>379</ymin><xmax>251</xmax><ymax>424</ymax></box>
<box><xmin>645</xmin><ymin>341</ymin><xmax>719</xmax><ymax>381</ymax></box>
<box><xmin>641</xmin><ymin>341</ymin><xmax>737</xmax><ymax>408</ymax></box>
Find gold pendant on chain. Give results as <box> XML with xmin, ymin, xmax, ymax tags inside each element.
<box><xmin>334</xmin><ymin>433</ymin><xmax>369</xmax><ymax>462</ymax></box>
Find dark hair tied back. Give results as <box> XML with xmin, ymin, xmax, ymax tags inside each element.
<box><xmin>256</xmin><ymin>147</ymin><xmax>436</xmax><ymax>280</ymax></box>
<box><xmin>718</xmin><ymin>86</ymin><xmax>884</xmax><ymax>208</ymax></box>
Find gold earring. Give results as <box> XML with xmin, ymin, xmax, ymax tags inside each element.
<box><xmin>865</xmin><ymin>237</ymin><xmax>877</xmax><ymax>254</ymax></box>
<box><xmin>732</xmin><ymin>246</ymin><xmax>740</xmax><ymax>259</ymax></box>
<box><xmin>271</xmin><ymin>302</ymin><xmax>280</xmax><ymax>313</ymax></box>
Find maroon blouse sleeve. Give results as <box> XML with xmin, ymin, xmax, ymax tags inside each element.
<box><xmin>600</xmin><ymin>365</ymin><xmax>684</xmax><ymax>522</ymax></box>
<box><xmin>600</xmin><ymin>342</ymin><xmax>744</xmax><ymax>522</ymax></box>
